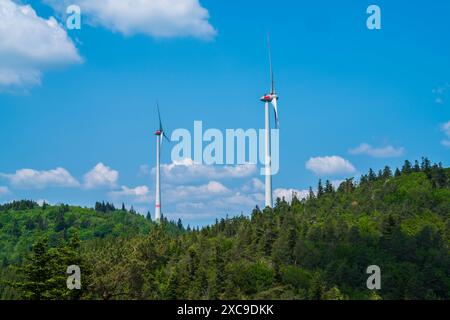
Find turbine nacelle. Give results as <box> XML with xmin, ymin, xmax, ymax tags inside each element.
<box><xmin>260</xmin><ymin>93</ymin><xmax>278</xmax><ymax>103</ymax></box>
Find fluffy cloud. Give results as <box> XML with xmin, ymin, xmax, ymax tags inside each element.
<box><xmin>172</xmin><ymin>190</ymin><xmax>263</xmax><ymax>221</ymax></box>
<box><xmin>83</xmin><ymin>163</ymin><xmax>119</xmax><ymax>189</ymax></box>
<box><xmin>274</xmin><ymin>188</ymin><xmax>309</xmax><ymax>202</ymax></box>
<box><xmin>0</xmin><ymin>167</ymin><xmax>79</xmax><ymax>189</ymax></box>
<box><xmin>44</xmin><ymin>0</ymin><xmax>216</xmax><ymax>39</ymax></box>
<box><xmin>150</xmin><ymin>158</ymin><xmax>257</xmax><ymax>183</ymax></box>
<box><xmin>166</xmin><ymin>181</ymin><xmax>231</xmax><ymax>202</ymax></box>
<box><xmin>35</xmin><ymin>199</ymin><xmax>52</xmax><ymax>206</ymax></box>
<box><xmin>441</xmin><ymin>121</ymin><xmax>450</xmax><ymax>147</ymax></box>
<box><xmin>241</xmin><ymin>178</ymin><xmax>265</xmax><ymax>193</ymax></box>
<box><xmin>109</xmin><ymin>180</ymin><xmax>232</xmax><ymax>208</ymax></box>
<box><xmin>306</xmin><ymin>156</ymin><xmax>356</xmax><ymax>176</ymax></box>
<box><xmin>0</xmin><ymin>186</ymin><xmax>10</xmax><ymax>196</ymax></box>
<box><xmin>0</xmin><ymin>0</ymin><xmax>81</xmax><ymax>90</ymax></box>
<box><xmin>433</xmin><ymin>83</ymin><xmax>450</xmax><ymax>104</ymax></box>
<box><xmin>109</xmin><ymin>185</ymin><xmax>151</xmax><ymax>203</ymax></box>
<box><xmin>349</xmin><ymin>143</ymin><xmax>405</xmax><ymax>158</ymax></box>
<box><xmin>441</xmin><ymin>121</ymin><xmax>450</xmax><ymax>136</ymax></box>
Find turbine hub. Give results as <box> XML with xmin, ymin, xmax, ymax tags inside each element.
<box><xmin>260</xmin><ymin>94</ymin><xmax>273</xmax><ymax>102</ymax></box>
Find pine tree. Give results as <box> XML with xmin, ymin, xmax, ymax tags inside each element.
<box><xmin>317</xmin><ymin>180</ymin><xmax>324</xmax><ymax>197</ymax></box>
<box><xmin>413</xmin><ymin>160</ymin><xmax>421</xmax><ymax>172</ymax></box>
<box><xmin>177</xmin><ymin>219</ymin><xmax>183</xmax><ymax>230</ymax></box>
<box><xmin>421</xmin><ymin>157</ymin><xmax>431</xmax><ymax>172</ymax></box>
<box><xmin>368</xmin><ymin>169</ymin><xmax>377</xmax><ymax>182</ymax></box>
<box><xmin>11</xmin><ymin>219</ymin><xmax>21</xmax><ymax>238</ymax></box>
<box><xmin>308</xmin><ymin>187</ymin><xmax>315</xmax><ymax>200</ymax></box>
<box><xmin>402</xmin><ymin>160</ymin><xmax>412</xmax><ymax>174</ymax></box>
<box><xmin>382</xmin><ymin>166</ymin><xmax>392</xmax><ymax>179</ymax></box>
<box><xmin>54</xmin><ymin>210</ymin><xmax>66</xmax><ymax>232</ymax></box>
<box><xmin>324</xmin><ymin>180</ymin><xmax>334</xmax><ymax>194</ymax></box>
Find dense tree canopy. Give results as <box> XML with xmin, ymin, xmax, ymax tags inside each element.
<box><xmin>0</xmin><ymin>159</ymin><xmax>449</xmax><ymax>300</ymax></box>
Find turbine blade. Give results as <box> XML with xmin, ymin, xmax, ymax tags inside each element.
<box><xmin>271</xmin><ymin>98</ymin><xmax>279</xmax><ymax>128</ymax></box>
<box><xmin>267</xmin><ymin>33</ymin><xmax>275</xmax><ymax>94</ymax></box>
<box><xmin>163</xmin><ymin>132</ymin><xmax>170</xmax><ymax>143</ymax></box>
<box><xmin>157</xmin><ymin>102</ymin><xmax>163</xmax><ymax>132</ymax></box>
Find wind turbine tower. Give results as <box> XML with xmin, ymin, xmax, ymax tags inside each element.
<box><xmin>154</xmin><ymin>104</ymin><xmax>169</xmax><ymax>222</ymax></box>
<box><xmin>260</xmin><ymin>36</ymin><xmax>279</xmax><ymax>208</ymax></box>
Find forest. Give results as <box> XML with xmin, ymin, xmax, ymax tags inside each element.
<box><xmin>0</xmin><ymin>158</ymin><xmax>449</xmax><ymax>300</ymax></box>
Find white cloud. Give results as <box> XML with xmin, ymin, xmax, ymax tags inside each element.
<box><xmin>274</xmin><ymin>188</ymin><xmax>309</xmax><ymax>202</ymax></box>
<box><xmin>0</xmin><ymin>186</ymin><xmax>10</xmax><ymax>196</ymax></box>
<box><xmin>433</xmin><ymin>83</ymin><xmax>450</xmax><ymax>104</ymax></box>
<box><xmin>109</xmin><ymin>180</ymin><xmax>231</xmax><ymax>208</ymax></box>
<box><xmin>0</xmin><ymin>167</ymin><xmax>79</xmax><ymax>189</ymax></box>
<box><xmin>442</xmin><ymin>121</ymin><xmax>450</xmax><ymax>137</ymax></box>
<box><xmin>109</xmin><ymin>185</ymin><xmax>151</xmax><ymax>203</ymax></box>
<box><xmin>83</xmin><ymin>163</ymin><xmax>119</xmax><ymax>189</ymax></box>
<box><xmin>306</xmin><ymin>156</ymin><xmax>356</xmax><ymax>176</ymax></box>
<box><xmin>0</xmin><ymin>0</ymin><xmax>81</xmax><ymax>91</ymax></box>
<box><xmin>166</xmin><ymin>181</ymin><xmax>231</xmax><ymax>202</ymax></box>
<box><xmin>36</xmin><ymin>199</ymin><xmax>50</xmax><ymax>206</ymax></box>
<box><xmin>441</xmin><ymin>121</ymin><xmax>450</xmax><ymax>147</ymax></box>
<box><xmin>153</xmin><ymin>158</ymin><xmax>257</xmax><ymax>183</ymax></box>
<box><xmin>44</xmin><ymin>0</ymin><xmax>216</xmax><ymax>39</ymax></box>
<box><xmin>349</xmin><ymin>143</ymin><xmax>405</xmax><ymax>158</ymax></box>
<box><xmin>212</xmin><ymin>192</ymin><xmax>259</xmax><ymax>208</ymax></box>
<box><xmin>241</xmin><ymin>178</ymin><xmax>265</xmax><ymax>193</ymax></box>
<box><xmin>331</xmin><ymin>179</ymin><xmax>345</xmax><ymax>189</ymax></box>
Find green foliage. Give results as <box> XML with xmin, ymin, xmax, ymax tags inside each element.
<box><xmin>13</xmin><ymin>234</ymin><xmax>83</xmax><ymax>300</ymax></box>
<box><xmin>0</xmin><ymin>159</ymin><xmax>449</xmax><ymax>300</ymax></box>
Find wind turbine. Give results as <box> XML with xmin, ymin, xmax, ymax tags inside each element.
<box><xmin>260</xmin><ymin>35</ymin><xmax>279</xmax><ymax>208</ymax></box>
<box><xmin>154</xmin><ymin>103</ymin><xmax>170</xmax><ymax>222</ymax></box>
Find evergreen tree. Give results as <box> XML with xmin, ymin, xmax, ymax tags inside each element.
<box><xmin>421</xmin><ymin>157</ymin><xmax>431</xmax><ymax>172</ymax></box>
<box><xmin>368</xmin><ymin>169</ymin><xmax>377</xmax><ymax>182</ymax></box>
<box><xmin>177</xmin><ymin>219</ymin><xmax>183</xmax><ymax>230</ymax></box>
<box><xmin>317</xmin><ymin>180</ymin><xmax>324</xmax><ymax>197</ymax></box>
<box><xmin>54</xmin><ymin>210</ymin><xmax>66</xmax><ymax>232</ymax></box>
<box><xmin>413</xmin><ymin>160</ymin><xmax>421</xmax><ymax>172</ymax></box>
<box><xmin>324</xmin><ymin>180</ymin><xmax>334</xmax><ymax>194</ymax></box>
<box><xmin>382</xmin><ymin>166</ymin><xmax>392</xmax><ymax>179</ymax></box>
<box><xmin>402</xmin><ymin>160</ymin><xmax>412</xmax><ymax>174</ymax></box>
<box><xmin>308</xmin><ymin>187</ymin><xmax>315</xmax><ymax>200</ymax></box>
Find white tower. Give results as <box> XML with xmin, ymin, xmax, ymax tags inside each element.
<box><xmin>155</xmin><ymin>129</ymin><xmax>162</xmax><ymax>221</ymax></box>
<box><xmin>264</xmin><ymin>99</ymin><xmax>273</xmax><ymax>207</ymax></box>
<box><xmin>260</xmin><ymin>36</ymin><xmax>279</xmax><ymax>208</ymax></box>
<box><xmin>154</xmin><ymin>104</ymin><xmax>169</xmax><ymax>222</ymax></box>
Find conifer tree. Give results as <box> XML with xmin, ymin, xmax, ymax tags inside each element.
<box><xmin>402</xmin><ymin>160</ymin><xmax>412</xmax><ymax>174</ymax></box>
<box><xmin>317</xmin><ymin>180</ymin><xmax>324</xmax><ymax>197</ymax></box>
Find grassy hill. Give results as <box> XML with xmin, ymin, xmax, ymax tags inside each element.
<box><xmin>0</xmin><ymin>159</ymin><xmax>449</xmax><ymax>300</ymax></box>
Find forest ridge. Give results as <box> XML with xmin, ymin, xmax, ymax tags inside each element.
<box><xmin>0</xmin><ymin>158</ymin><xmax>449</xmax><ymax>300</ymax></box>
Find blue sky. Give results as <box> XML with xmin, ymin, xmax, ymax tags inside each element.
<box><xmin>0</xmin><ymin>0</ymin><xmax>449</xmax><ymax>226</ymax></box>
